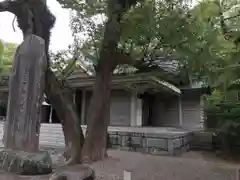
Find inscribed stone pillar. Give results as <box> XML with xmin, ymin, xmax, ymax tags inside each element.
<box><xmin>3</xmin><ymin>35</ymin><xmax>46</xmax><ymax>152</ymax></box>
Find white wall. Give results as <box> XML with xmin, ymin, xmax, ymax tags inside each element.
<box><xmin>0</xmin><ymin>123</ymin><xmax>66</xmax><ymax>148</ymax></box>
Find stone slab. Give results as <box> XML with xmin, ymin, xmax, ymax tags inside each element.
<box><xmin>4</xmin><ymin>35</ymin><xmax>46</xmax><ymax>152</ymax></box>
<box><xmin>0</xmin><ymin>149</ymin><xmax>52</xmax><ymax>175</ymax></box>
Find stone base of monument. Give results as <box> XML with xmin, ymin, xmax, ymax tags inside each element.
<box><xmin>0</xmin><ymin>149</ymin><xmax>52</xmax><ymax>175</ymax></box>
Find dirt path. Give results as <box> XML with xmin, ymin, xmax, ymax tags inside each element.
<box><xmin>0</xmin><ymin>150</ymin><xmax>239</xmax><ymax>180</ymax></box>
<box><xmin>90</xmin><ymin>150</ymin><xmax>238</xmax><ymax>180</ymax></box>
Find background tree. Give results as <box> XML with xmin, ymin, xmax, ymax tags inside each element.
<box><xmin>191</xmin><ymin>0</ymin><xmax>240</xmax><ymax>154</ymax></box>
<box><xmin>68</xmin><ymin>0</ymin><xmax>229</xmax><ymax>84</ymax></box>
<box><xmin>58</xmin><ymin>0</ymin><xmax>225</xmax><ymax>161</ymax></box>
<box><xmin>0</xmin><ymin>40</ymin><xmax>16</xmax><ymax>108</ymax></box>
<box><xmin>0</xmin><ymin>41</ymin><xmax>17</xmax><ymax>77</ymax></box>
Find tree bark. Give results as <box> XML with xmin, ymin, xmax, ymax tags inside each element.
<box><xmin>45</xmin><ymin>70</ymin><xmax>84</xmax><ymax>164</ymax></box>
<box><xmin>0</xmin><ymin>0</ymin><xmax>84</xmax><ymax>164</ymax></box>
<box><xmin>81</xmin><ymin>0</ymin><xmax>140</xmax><ymax>162</ymax></box>
<box><xmin>81</xmin><ymin>4</ymin><xmax>122</xmax><ymax>161</ymax></box>
<box><xmin>81</xmin><ymin>66</ymin><xmax>113</xmax><ymax>162</ymax></box>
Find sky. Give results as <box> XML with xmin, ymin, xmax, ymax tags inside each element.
<box><xmin>0</xmin><ymin>0</ymin><xmax>73</xmax><ymax>52</ymax></box>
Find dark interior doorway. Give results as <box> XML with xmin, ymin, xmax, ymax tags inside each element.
<box><xmin>41</xmin><ymin>105</ymin><xmax>51</xmax><ymax>123</ymax></box>
<box><xmin>51</xmin><ymin>108</ymin><xmax>61</xmax><ymax>123</ymax></box>
<box><xmin>141</xmin><ymin>92</ymin><xmax>155</xmax><ymax>126</ymax></box>
<box><xmin>75</xmin><ymin>89</ymin><xmax>82</xmax><ymax>123</ymax></box>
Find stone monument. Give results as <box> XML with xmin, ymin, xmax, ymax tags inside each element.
<box><xmin>0</xmin><ymin>35</ymin><xmax>52</xmax><ymax>175</ymax></box>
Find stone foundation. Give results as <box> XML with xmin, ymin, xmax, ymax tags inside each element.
<box><xmin>0</xmin><ymin>149</ymin><xmax>52</xmax><ymax>175</ymax></box>
<box><xmin>0</xmin><ymin>123</ymin><xmax>194</xmax><ymax>156</ymax></box>
<box><xmin>107</xmin><ymin>129</ymin><xmax>194</xmax><ymax>156</ymax></box>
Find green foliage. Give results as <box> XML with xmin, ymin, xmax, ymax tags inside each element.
<box><xmin>204</xmin><ymin>91</ymin><xmax>240</xmax><ymax>153</ymax></box>
<box><xmin>1</xmin><ymin>42</ymin><xmax>17</xmax><ymax>73</ymax></box>
<box><xmin>62</xmin><ymin>0</ymin><xmax>225</xmax><ymax>84</ymax></box>
<box><xmin>0</xmin><ymin>41</ymin><xmax>17</xmax><ymax>85</ymax></box>
<box><xmin>0</xmin><ymin>40</ymin><xmax>4</xmax><ymax>57</ymax></box>
<box><xmin>50</xmin><ymin>47</ymin><xmax>77</xmax><ymax>78</ymax></box>
<box><xmin>50</xmin><ymin>44</ymin><xmax>93</xmax><ymax>79</ymax></box>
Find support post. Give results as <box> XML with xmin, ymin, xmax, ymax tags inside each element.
<box><xmin>81</xmin><ymin>89</ymin><xmax>86</xmax><ymax>125</ymax></box>
<box><xmin>130</xmin><ymin>93</ymin><xmax>142</xmax><ymax>126</ymax></box>
<box><xmin>236</xmin><ymin>168</ymin><xmax>240</xmax><ymax>180</ymax></box>
<box><xmin>73</xmin><ymin>91</ymin><xmax>76</xmax><ymax>105</ymax></box>
<box><xmin>178</xmin><ymin>96</ymin><xmax>183</xmax><ymax>127</ymax></box>
<box><xmin>136</xmin><ymin>97</ymin><xmax>142</xmax><ymax>126</ymax></box>
<box><xmin>49</xmin><ymin>106</ymin><xmax>52</xmax><ymax>123</ymax></box>
<box><xmin>130</xmin><ymin>93</ymin><xmax>136</xmax><ymax>126</ymax></box>
<box><xmin>200</xmin><ymin>96</ymin><xmax>204</xmax><ymax>129</ymax></box>
<box><xmin>124</xmin><ymin>170</ymin><xmax>132</xmax><ymax>180</ymax></box>
<box><xmin>167</xmin><ymin>138</ymin><xmax>174</xmax><ymax>156</ymax></box>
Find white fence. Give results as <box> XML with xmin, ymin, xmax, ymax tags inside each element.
<box><xmin>0</xmin><ymin>123</ymin><xmax>85</xmax><ymax>148</ymax></box>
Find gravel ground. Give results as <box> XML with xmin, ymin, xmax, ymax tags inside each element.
<box><xmin>89</xmin><ymin>150</ymin><xmax>238</xmax><ymax>180</ymax></box>
<box><xmin>0</xmin><ymin>150</ymin><xmax>239</xmax><ymax>180</ymax></box>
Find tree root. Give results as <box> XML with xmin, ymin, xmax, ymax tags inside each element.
<box><xmin>62</xmin><ymin>146</ymin><xmax>80</xmax><ymax>165</ymax></box>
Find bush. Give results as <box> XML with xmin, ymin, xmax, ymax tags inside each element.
<box><xmin>204</xmin><ymin>90</ymin><xmax>240</xmax><ymax>154</ymax></box>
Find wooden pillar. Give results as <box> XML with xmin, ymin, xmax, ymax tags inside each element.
<box><xmin>124</xmin><ymin>170</ymin><xmax>132</xmax><ymax>180</ymax></box>
<box><xmin>49</xmin><ymin>106</ymin><xmax>52</xmax><ymax>123</ymax></box>
<box><xmin>136</xmin><ymin>97</ymin><xmax>142</xmax><ymax>126</ymax></box>
<box><xmin>178</xmin><ymin>96</ymin><xmax>183</xmax><ymax>127</ymax></box>
<box><xmin>130</xmin><ymin>93</ymin><xmax>136</xmax><ymax>126</ymax></box>
<box><xmin>73</xmin><ymin>92</ymin><xmax>76</xmax><ymax>105</ymax></box>
<box><xmin>130</xmin><ymin>93</ymin><xmax>142</xmax><ymax>126</ymax></box>
<box><xmin>200</xmin><ymin>96</ymin><xmax>204</xmax><ymax>129</ymax></box>
<box><xmin>81</xmin><ymin>89</ymin><xmax>86</xmax><ymax>125</ymax></box>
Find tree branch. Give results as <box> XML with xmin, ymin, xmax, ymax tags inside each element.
<box><xmin>142</xmin><ymin>37</ymin><xmax>152</xmax><ymax>57</ymax></box>
<box><xmin>60</xmin><ymin>48</ymin><xmax>80</xmax><ymax>78</ymax></box>
<box><xmin>217</xmin><ymin>4</ymin><xmax>240</xmax><ymax>45</ymax></box>
<box><xmin>96</xmin><ymin>0</ymin><xmax>142</xmax><ymax>72</ymax></box>
<box><xmin>115</xmin><ymin>50</ymin><xmax>134</xmax><ymax>66</ymax></box>
<box><xmin>224</xmin><ymin>13</ymin><xmax>240</xmax><ymax>21</ymax></box>
<box><xmin>115</xmin><ymin>37</ymin><xmax>189</xmax><ymax>69</ymax></box>
<box><xmin>129</xmin><ymin>40</ymin><xmax>134</xmax><ymax>54</ymax></box>
<box><xmin>0</xmin><ymin>0</ymin><xmax>10</xmax><ymax>11</ymax></box>
<box><xmin>89</xmin><ymin>23</ymin><xmax>100</xmax><ymax>61</ymax></box>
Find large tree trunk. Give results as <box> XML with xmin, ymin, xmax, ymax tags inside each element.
<box><xmin>45</xmin><ymin>70</ymin><xmax>84</xmax><ymax>164</ymax></box>
<box><xmin>81</xmin><ymin>0</ymin><xmax>141</xmax><ymax>162</ymax></box>
<box><xmin>0</xmin><ymin>0</ymin><xmax>84</xmax><ymax>164</ymax></box>
<box><xmin>81</xmin><ymin>66</ymin><xmax>113</xmax><ymax>162</ymax></box>
<box><xmin>81</xmin><ymin>17</ymin><xmax>120</xmax><ymax>162</ymax></box>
